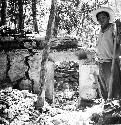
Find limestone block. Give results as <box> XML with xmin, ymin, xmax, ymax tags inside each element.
<box><xmin>49</xmin><ymin>51</ymin><xmax>78</xmax><ymax>63</ymax></box>
<box><xmin>33</xmin><ymin>80</ymin><xmax>40</xmax><ymax>94</ymax></box>
<box><xmin>8</xmin><ymin>50</ymin><xmax>29</xmax><ymax>82</ymax></box>
<box><xmin>31</xmin><ymin>61</ymin><xmax>55</xmax><ymax>99</ymax></box>
<box><xmin>28</xmin><ymin>51</ymin><xmax>55</xmax><ymax>101</ymax></box>
<box><xmin>0</xmin><ymin>53</ymin><xmax>7</xmax><ymax>80</ymax></box>
<box><xmin>80</xmin><ymin>86</ymin><xmax>97</xmax><ymax>100</ymax></box>
<box><xmin>8</xmin><ymin>50</ymin><xmax>29</xmax><ymax>64</ymax></box>
<box><xmin>8</xmin><ymin>63</ymin><xmax>28</xmax><ymax>82</ymax></box>
<box><xmin>79</xmin><ymin>64</ymin><xmax>99</xmax><ymax>100</ymax></box>
<box><xmin>19</xmin><ymin>79</ymin><xmax>32</xmax><ymax>90</ymax></box>
<box><xmin>28</xmin><ymin>52</ymin><xmax>42</xmax><ymax>85</ymax></box>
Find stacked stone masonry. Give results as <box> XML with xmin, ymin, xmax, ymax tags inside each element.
<box><xmin>0</xmin><ymin>49</ymin><xmax>101</xmax><ymax>101</ymax></box>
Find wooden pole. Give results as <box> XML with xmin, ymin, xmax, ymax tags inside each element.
<box><xmin>108</xmin><ymin>22</ymin><xmax>118</xmax><ymax>99</ymax></box>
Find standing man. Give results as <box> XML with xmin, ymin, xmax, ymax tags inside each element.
<box><xmin>91</xmin><ymin>7</ymin><xmax>121</xmax><ymax>100</ymax></box>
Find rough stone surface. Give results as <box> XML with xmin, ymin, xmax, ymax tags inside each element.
<box><xmin>49</xmin><ymin>51</ymin><xmax>78</xmax><ymax>63</ymax></box>
<box><xmin>79</xmin><ymin>64</ymin><xmax>99</xmax><ymax>100</ymax></box>
<box><xmin>8</xmin><ymin>50</ymin><xmax>29</xmax><ymax>82</ymax></box>
<box><xmin>28</xmin><ymin>51</ymin><xmax>43</xmax><ymax>91</ymax></box>
<box><xmin>0</xmin><ymin>52</ymin><xmax>7</xmax><ymax>81</ymax></box>
<box><xmin>0</xmin><ymin>49</ymin><xmax>102</xmax><ymax>105</ymax></box>
<box><xmin>19</xmin><ymin>79</ymin><xmax>32</xmax><ymax>91</ymax></box>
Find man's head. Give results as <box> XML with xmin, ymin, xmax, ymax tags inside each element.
<box><xmin>91</xmin><ymin>7</ymin><xmax>114</xmax><ymax>25</ymax></box>
<box><xmin>96</xmin><ymin>11</ymin><xmax>110</xmax><ymax>28</ymax></box>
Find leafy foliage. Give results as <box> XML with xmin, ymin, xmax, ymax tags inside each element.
<box><xmin>1</xmin><ymin>0</ymin><xmax>119</xmax><ymax>50</ymax></box>
<box><xmin>56</xmin><ymin>1</ymin><xmax>78</xmax><ymax>34</ymax></box>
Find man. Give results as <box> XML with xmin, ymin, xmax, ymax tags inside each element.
<box><xmin>91</xmin><ymin>7</ymin><xmax>121</xmax><ymax>100</ymax></box>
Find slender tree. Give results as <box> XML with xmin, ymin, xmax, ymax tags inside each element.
<box><xmin>35</xmin><ymin>0</ymin><xmax>57</xmax><ymax>109</ymax></box>
<box><xmin>18</xmin><ymin>0</ymin><xmax>24</xmax><ymax>33</ymax></box>
<box><xmin>32</xmin><ymin>0</ymin><xmax>39</xmax><ymax>33</ymax></box>
<box><xmin>0</xmin><ymin>1</ymin><xmax>1</xmax><ymax>24</ymax></box>
<box><xmin>1</xmin><ymin>0</ymin><xmax>7</xmax><ymax>26</ymax></box>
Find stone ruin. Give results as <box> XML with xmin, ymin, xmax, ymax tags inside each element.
<box><xmin>0</xmin><ymin>36</ymin><xmax>100</xmax><ymax>104</ymax></box>
<box><xmin>0</xmin><ymin>49</ymin><xmax>99</xmax><ymax>103</ymax></box>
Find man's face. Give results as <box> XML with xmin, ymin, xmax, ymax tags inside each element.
<box><xmin>97</xmin><ymin>12</ymin><xmax>110</xmax><ymax>28</ymax></box>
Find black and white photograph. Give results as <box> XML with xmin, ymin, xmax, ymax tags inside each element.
<box><xmin>0</xmin><ymin>0</ymin><xmax>121</xmax><ymax>124</ymax></box>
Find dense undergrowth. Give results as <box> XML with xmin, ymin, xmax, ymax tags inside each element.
<box><xmin>1</xmin><ymin>86</ymin><xmax>121</xmax><ymax>125</ymax></box>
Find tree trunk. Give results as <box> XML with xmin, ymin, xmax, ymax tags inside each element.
<box><xmin>32</xmin><ymin>0</ymin><xmax>39</xmax><ymax>33</ymax></box>
<box><xmin>53</xmin><ymin>16</ymin><xmax>58</xmax><ymax>37</ymax></box>
<box><xmin>35</xmin><ymin>0</ymin><xmax>57</xmax><ymax>109</ymax></box>
<box><xmin>18</xmin><ymin>0</ymin><xmax>24</xmax><ymax>33</ymax></box>
<box><xmin>0</xmin><ymin>1</ymin><xmax>1</xmax><ymax>25</ymax></box>
<box><xmin>1</xmin><ymin>0</ymin><xmax>7</xmax><ymax>26</ymax></box>
<box><xmin>45</xmin><ymin>61</ymin><xmax>55</xmax><ymax>104</ymax></box>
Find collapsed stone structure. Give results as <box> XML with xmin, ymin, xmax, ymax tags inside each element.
<box><xmin>0</xmin><ymin>36</ymin><xmax>99</xmax><ymax>103</ymax></box>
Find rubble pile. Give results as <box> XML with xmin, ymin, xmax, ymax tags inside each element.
<box><xmin>91</xmin><ymin>99</ymin><xmax>121</xmax><ymax>124</ymax></box>
<box><xmin>0</xmin><ymin>87</ymin><xmax>39</xmax><ymax>125</ymax></box>
<box><xmin>40</xmin><ymin>99</ymin><xmax>121</xmax><ymax>125</ymax></box>
<box><xmin>0</xmin><ymin>86</ymin><xmax>121</xmax><ymax>125</ymax></box>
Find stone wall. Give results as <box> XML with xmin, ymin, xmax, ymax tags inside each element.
<box><xmin>0</xmin><ymin>49</ymin><xmax>100</xmax><ymax>102</ymax></box>
<box><xmin>0</xmin><ymin>50</ymin><xmax>55</xmax><ymax>101</ymax></box>
<box><xmin>0</xmin><ymin>49</ymin><xmax>79</xmax><ymax>100</ymax></box>
<box><xmin>0</xmin><ymin>49</ymin><xmax>79</xmax><ymax>87</ymax></box>
<box><xmin>8</xmin><ymin>50</ymin><xmax>29</xmax><ymax>83</ymax></box>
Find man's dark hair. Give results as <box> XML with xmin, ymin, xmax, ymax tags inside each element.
<box><xmin>96</xmin><ymin>11</ymin><xmax>110</xmax><ymax>20</ymax></box>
